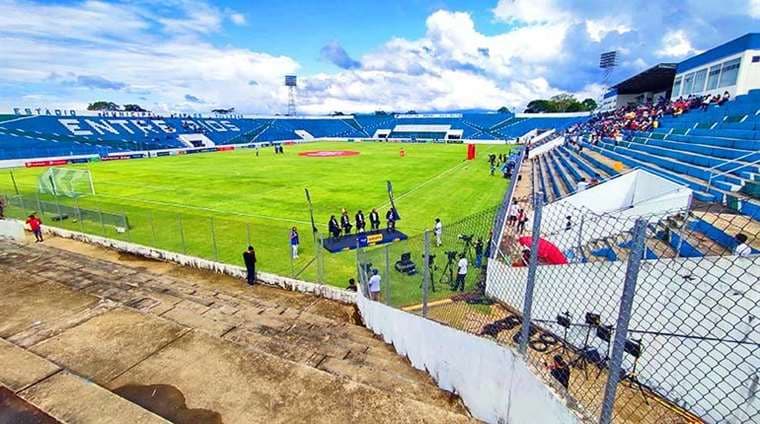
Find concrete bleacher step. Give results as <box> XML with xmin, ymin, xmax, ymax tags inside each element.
<box><xmin>560</xmin><ymin>146</ymin><xmax>611</xmax><ymax>179</ymax></box>
<box><xmin>620</xmin><ymin>139</ymin><xmax>759</xmax><ymax>184</ymax></box>
<box><xmin>0</xmin><ymin>242</ymin><xmax>472</xmax><ymax>422</ymax></box>
<box><xmin>585</xmin><ymin>141</ymin><xmax>719</xmax><ymax>201</ymax></box>
<box><xmin>546</xmin><ymin>150</ymin><xmax>575</xmax><ymax>195</ymax></box>
<box><xmin>0</xmin><ymin>339</ymin><xmax>169</xmax><ymax>424</ymax></box>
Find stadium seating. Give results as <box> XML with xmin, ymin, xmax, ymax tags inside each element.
<box><xmin>527</xmin><ymin>94</ymin><xmax>760</xmax><ymax>264</ymax></box>
<box><xmin>0</xmin><ymin>112</ymin><xmax>589</xmax><ymax>160</ymax></box>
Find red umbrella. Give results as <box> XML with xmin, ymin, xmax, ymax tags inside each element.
<box><xmin>518</xmin><ymin>236</ymin><xmax>568</xmax><ymax>265</ymax></box>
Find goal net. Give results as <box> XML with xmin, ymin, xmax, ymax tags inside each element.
<box><xmin>38</xmin><ymin>167</ymin><xmax>95</xmax><ymax>198</ymax></box>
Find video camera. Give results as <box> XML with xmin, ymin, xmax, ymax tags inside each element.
<box><xmin>458</xmin><ymin>234</ymin><xmax>473</xmax><ymax>243</ymax></box>
<box><xmin>445</xmin><ymin>250</ymin><xmax>459</xmax><ymax>261</ymax></box>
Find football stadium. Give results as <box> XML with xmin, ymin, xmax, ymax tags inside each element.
<box><xmin>0</xmin><ymin>2</ymin><xmax>758</xmax><ymax>423</ymax></box>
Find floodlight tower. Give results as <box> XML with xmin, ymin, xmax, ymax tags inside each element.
<box><xmin>597</xmin><ymin>51</ymin><xmax>619</xmax><ymax>111</ymax></box>
<box><xmin>285</xmin><ymin>75</ymin><xmax>297</xmax><ymax>116</ymax></box>
<box><xmin>599</xmin><ymin>51</ymin><xmax>618</xmax><ymax>88</ymax></box>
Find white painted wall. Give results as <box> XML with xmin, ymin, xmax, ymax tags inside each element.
<box><xmin>528</xmin><ymin>135</ymin><xmax>564</xmax><ymax>159</ymax></box>
<box><xmin>539</xmin><ymin>170</ymin><xmax>692</xmax><ymax>251</ymax></box>
<box><xmin>485</xmin><ymin>254</ymin><xmax>760</xmax><ymax>423</ymax></box>
<box><xmin>672</xmin><ymin>49</ymin><xmax>760</xmax><ymax>100</ymax></box>
<box><xmin>357</xmin><ymin>292</ymin><xmax>582</xmax><ymax>424</ymax></box>
<box><xmin>0</xmin><ymin>220</ymin><xmax>25</xmax><ymax>240</ymax></box>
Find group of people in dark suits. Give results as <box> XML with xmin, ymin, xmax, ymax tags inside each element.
<box><xmin>328</xmin><ymin>207</ymin><xmax>398</xmax><ymax>239</ymax></box>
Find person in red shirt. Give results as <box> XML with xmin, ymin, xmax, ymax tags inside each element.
<box><xmin>26</xmin><ymin>213</ymin><xmax>43</xmax><ymax>242</ymax></box>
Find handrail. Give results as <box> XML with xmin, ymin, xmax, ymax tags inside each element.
<box><xmin>705</xmin><ymin>149</ymin><xmax>758</xmax><ymax>172</ymax></box>
<box><xmin>707</xmin><ymin>154</ymin><xmax>760</xmax><ymax>192</ymax></box>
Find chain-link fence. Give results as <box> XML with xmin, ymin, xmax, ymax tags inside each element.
<box><xmin>0</xmin><ymin>190</ymin><xmax>343</xmax><ymax>284</ymax></box>
<box><xmin>357</xmin><ymin>206</ymin><xmax>498</xmax><ymax>314</ymax></box>
<box><xmin>360</xmin><ymin>188</ymin><xmax>759</xmax><ymax>423</ymax></box>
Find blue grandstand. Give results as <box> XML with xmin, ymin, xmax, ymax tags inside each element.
<box><xmin>0</xmin><ymin>111</ymin><xmax>588</xmax><ymax>161</ymax></box>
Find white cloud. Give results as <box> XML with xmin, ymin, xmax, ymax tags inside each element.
<box><xmin>0</xmin><ymin>0</ymin><xmax>296</xmax><ymax>113</ymax></box>
<box><xmin>1</xmin><ymin>0</ymin><xmax>758</xmax><ymax>114</ymax></box>
<box><xmin>229</xmin><ymin>12</ymin><xmax>246</xmax><ymax>25</ymax></box>
<box><xmin>656</xmin><ymin>30</ymin><xmax>701</xmax><ymax>58</ymax></box>
<box><xmin>585</xmin><ymin>18</ymin><xmax>631</xmax><ymax>42</ymax></box>
<box><xmin>750</xmin><ymin>0</ymin><xmax>760</xmax><ymax>18</ymax></box>
<box><xmin>492</xmin><ymin>0</ymin><xmax>568</xmax><ymax>24</ymax></box>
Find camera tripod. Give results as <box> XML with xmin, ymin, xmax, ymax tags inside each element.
<box><xmin>569</xmin><ymin>324</ymin><xmax>596</xmax><ymax>379</ymax></box>
<box><xmin>460</xmin><ymin>238</ymin><xmax>474</xmax><ymax>261</ymax></box>
<box><xmin>419</xmin><ymin>255</ymin><xmax>437</xmax><ymax>292</ymax></box>
<box><xmin>622</xmin><ymin>356</ymin><xmax>649</xmax><ymax>404</ymax></box>
<box><xmin>438</xmin><ymin>255</ymin><xmax>457</xmax><ymax>287</ymax></box>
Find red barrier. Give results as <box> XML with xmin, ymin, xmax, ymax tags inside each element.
<box><xmin>466</xmin><ymin>143</ymin><xmax>476</xmax><ymax>160</ymax></box>
<box><xmin>216</xmin><ymin>146</ymin><xmax>235</xmax><ymax>152</ymax></box>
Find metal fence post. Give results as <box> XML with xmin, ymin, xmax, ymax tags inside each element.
<box><xmin>149</xmin><ymin>211</ymin><xmax>157</xmax><ymax>245</ymax></box>
<box><xmin>210</xmin><ymin>217</ymin><xmax>218</xmax><ymax>261</ymax></box>
<box><xmin>177</xmin><ymin>214</ymin><xmax>187</xmax><ymax>254</ymax></box>
<box><xmin>9</xmin><ymin>169</ymin><xmax>19</xmax><ymax>195</ymax></box>
<box><xmin>123</xmin><ymin>211</ymin><xmax>131</xmax><ymax>243</ymax></box>
<box><xmin>54</xmin><ymin>196</ymin><xmax>63</xmax><ymax>223</ymax></box>
<box><xmin>518</xmin><ymin>192</ymin><xmax>544</xmax><ymax>354</ymax></box>
<box><xmin>384</xmin><ymin>244</ymin><xmax>391</xmax><ymax>305</ymax></box>
<box><xmin>74</xmin><ymin>197</ymin><xmax>84</xmax><ymax>233</ymax></box>
<box><xmin>422</xmin><ymin>230</ymin><xmax>431</xmax><ymax>317</ymax></box>
<box><xmin>35</xmin><ymin>193</ymin><xmax>42</xmax><ymax>216</ymax></box>
<box><xmin>316</xmin><ymin>233</ymin><xmax>324</xmax><ymax>284</ymax></box>
<box><xmin>599</xmin><ymin>218</ymin><xmax>648</xmax><ymax>424</ymax></box>
<box><xmin>577</xmin><ymin>215</ymin><xmax>585</xmax><ymax>259</ymax></box>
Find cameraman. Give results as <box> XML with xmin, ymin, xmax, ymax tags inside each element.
<box><xmin>453</xmin><ymin>253</ymin><xmax>468</xmax><ymax>291</ymax></box>
<box><xmin>474</xmin><ymin>238</ymin><xmax>484</xmax><ymax>268</ymax></box>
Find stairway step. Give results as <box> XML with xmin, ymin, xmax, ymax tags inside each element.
<box><xmin>19</xmin><ymin>371</ymin><xmax>170</xmax><ymax>424</ymax></box>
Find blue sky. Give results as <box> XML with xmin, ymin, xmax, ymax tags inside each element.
<box><xmin>1</xmin><ymin>0</ymin><xmax>758</xmax><ymax>114</ymax></box>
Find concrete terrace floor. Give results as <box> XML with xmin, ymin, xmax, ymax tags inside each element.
<box><xmin>0</xmin><ymin>236</ymin><xmax>475</xmax><ymax>424</ymax></box>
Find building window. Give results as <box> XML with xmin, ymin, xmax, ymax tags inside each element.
<box><xmin>753</xmin><ymin>56</ymin><xmax>760</xmax><ymax>63</ymax></box>
<box><xmin>672</xmin><ymin>77</ymin><xmax>682</xmax><ymax>97</ymax></box>
<box><xmin>692</xmin><ymin>69</ymin><xmax>707</xmax><ymax>94</ymax></box>
<box><xmin>682</xmin><ymin>73</ymin><xmax>695</xmax><ymax>95</ymax></box>
<box><xmin>706</xmin><ymin>65</ymin><xmax>721</xmax><ymax>90</ymax></box>
<box><xmin>718</xmin><ymin>58</ymin><xmax>741</xmax><ymax>88</ymax></box>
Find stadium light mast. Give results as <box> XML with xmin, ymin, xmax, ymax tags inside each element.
<box><xmin>598</xmin><ymin>50</ymin><xmax>618</xmax><ymax>111</ymax></box>
<box><xmin>285</xmin><ymin>75</ymin><xmax>297</xmax><ymax>116</ymax></box>
<box><xmin>599</xmin><ymin>50</ymin><xmax>618</xmax><ymax>89</ymax></box>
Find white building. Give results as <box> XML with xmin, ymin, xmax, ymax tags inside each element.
<box><xmin>671</xmin><ymin>33</ymin><xmax>760</xmax><ymax>100</ymax></box>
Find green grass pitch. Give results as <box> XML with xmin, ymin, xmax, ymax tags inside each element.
<box><xmin>2</xmin><ymin>141</ymin><xmax>511</xmax><ymax>304</ymax></box>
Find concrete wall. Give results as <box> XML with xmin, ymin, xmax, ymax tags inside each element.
<box><xmin>36</xmin><ymin>223</ymin><xmax>357</xmax><ymax>304</ymax></box>
<box><xmin>357</xmin><ymin>291</ymin><xmax>582</xmax><ymax>424</ymax></box>
<box><xmin>0</xmin><ymin>220</ymin><xmax>25</xmax><ymax>240</ymax></box>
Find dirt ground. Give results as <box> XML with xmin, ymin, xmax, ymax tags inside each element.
<box><xmin>0</xmin><ymin>235</ymin><xmax>475</xmax><ymax>423</ymax></box>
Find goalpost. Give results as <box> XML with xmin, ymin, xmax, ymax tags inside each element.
<box><xmin>38</xmin><ymin>167</ymin><xmax>96</xmax><ymax>198</ymax></box>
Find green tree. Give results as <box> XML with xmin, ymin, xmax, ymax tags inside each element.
<box><xmin>581</xmin><ymin>98</ymin><xmax>598</xmax><ymax>111</ymax></box>
<box><xmin>87</xmin><ymin>101</ymin><xmax>120</xmax><ymax>111</ymax></box>
<box><xmin>497</xmin><ymin>106</ymin><xmax>510</xmax><ymax>113</ymax></box>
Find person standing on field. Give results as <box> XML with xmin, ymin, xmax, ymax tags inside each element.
<box><xmin>26</xmin><ymin>213</ymin><xmax>43</xmax><ymax>242</ymax></box>
<box><xmin>434</xmin><ymin>218</ymin><xmax>443</xmax><ymax>246</ymax></box>
<box><xmin>243</xmin><ymin>245</ymin><xmax>256</xmax><ymax>285</ymax></box>
<box><xmin>290</xmin><ymin>227</ymin><xmax>299</xmax><ymax>259</ymax></box>
<box><xmin>369</xmin><ymin>208</ymin><xmax>381</xmax><ymax>231</ymax></box>
<box><xmin>368</xmin><ymin>269</ymin><xmax>382</xmax><ymax>301</ymax></box>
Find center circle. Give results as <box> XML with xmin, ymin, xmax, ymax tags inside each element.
<box><xmin>298</xmin><ymin>150</ymin><xmax>360</xmax><ymax>158</ymax></box>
